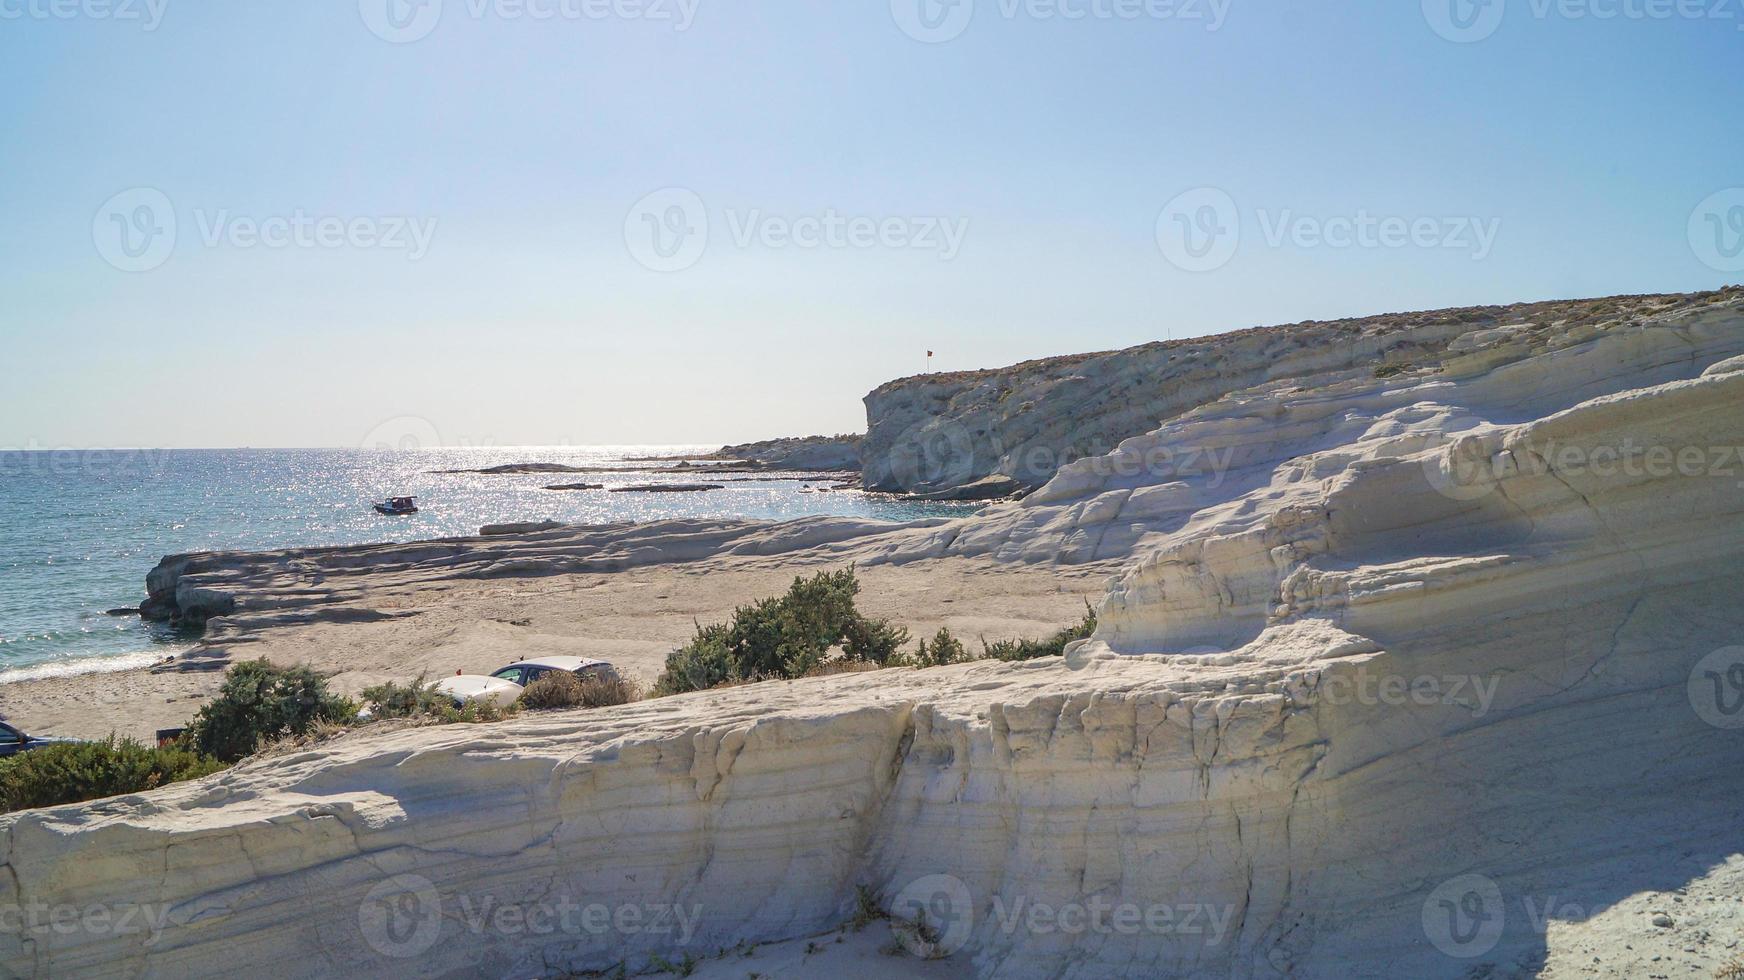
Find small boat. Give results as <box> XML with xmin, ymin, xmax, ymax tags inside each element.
<box><xmin>374</xmin><ymin>496</ymin><xmax>419</xmax><ymax>516</ymax></box>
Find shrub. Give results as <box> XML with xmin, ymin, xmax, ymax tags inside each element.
<box><xmin>654</xmin><ymin>623</ymin><xmax>737</xmax><ymax>697</ymax></box>
<box><xmin>575</xmin><ymin>673</ymin><xmax>641</xmax><ymax>708</ymax></box>
<box><xmin>519</xmin><ymin>671</ymin><xmax>587</xmax><ymax>710</ymax></box>
<box><xmin>653</xmin><ymin>569</ymin><xmax>908</xmax><ymax>695</ymax></box>
<box><xmin>519</xmin><ymin>671</ymin><xmax>638</xmax><ymax>711</ymax></box>
<box><xmin>841</xmin><ymin>613</ymin><xmax>911</xmax><ymax>665</ymax></box>
<box><xmin>983</xmin><ymin>603</ymin><xmax>1098</xmax><ymax>662</ymax></box>
<box><xmin>359</xmin><ymin>675</ymin><xmax>524</xmax><ymax>724</ymax></box>
<box><xmin>894</xmin><ymin>628</ymin><xmax>970</xmax><ymax>669</ymax></box>
<box><xmin>0</xmin><ymin>736</ymin><xmax>225</xmax><ymax>814</ymax></box>
<box><xmin>187</xmin><ymin>659</ymin><xmax>358</xmax><ymax>762</ymax></box>
<box><xmin>360</xmin><ymin>675</ymin><xmax>451</xmax><ymax>720</ymax></box>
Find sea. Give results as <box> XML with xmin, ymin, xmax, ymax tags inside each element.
<box><xmin>0</xmin><ymin>447</ymin><xmax>979</xmax><ymax>683</ymax></box>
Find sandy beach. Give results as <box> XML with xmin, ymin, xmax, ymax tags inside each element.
<box><xmin>0</xmin><ymin>554</ymin><xmax>1106</xmax><ymax>742</ymax></box>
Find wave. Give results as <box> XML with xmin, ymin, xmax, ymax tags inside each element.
<box><xmin>0</xmin><ymin>649</ymin><xmax>182</xmax><ymax>684</ymax></box>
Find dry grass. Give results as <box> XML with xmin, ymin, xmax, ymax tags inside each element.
<box><xmin>519</xmin><ymin>671</ymin><xmax>643</xmax><ymax>711</ymax></box>
<box><xmin>801</xmin><ymin>659</ymin><xmax>884</xmax><ymax>678</ymax></box>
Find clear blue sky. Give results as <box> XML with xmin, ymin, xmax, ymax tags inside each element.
<box><xmin>2</xmin><ymin>0</ymin><xmax>1739</xmax><ymax>448</ymax></box>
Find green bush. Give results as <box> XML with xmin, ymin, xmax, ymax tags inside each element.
<box><xmin>894</xmin><ymin>628</ymin><xmax>971</xmax><ymax>669</ymax></box>
<box><xmin>360</xmin><ymin>675</ymin><xmax>449</xmax><ymax>720</ymax></box>
<box><xmin>187</xmin><ymin>659</ymin><xmax>358</xmax><ymax>762</ymax></box>
<box><xmin>359</xmin><ymin>675</ymin><xmax>523</xmax><ymax>724</ymax></box>
<box><xmin>654</xmin><ymin>623</ymin><xmax>737</xmax><ymax>697</ymax></box>
<box><xmin>841</xmin><ymin>613</ymin><xmax>911</xmax><ymax>665</ymax></box>
<box><xmin>0</xmin><ymin>736</ymin><xmax>225</xmax><ymax>814</ymax></box>
<box><xmin>653</xmin><ymin>569</ymin><xmax>909</xmax><ymax>695</ymax></box>
<box><xmin>983</xmin><ymin>603</ymin><xmax>1098</xmax><ymax>662</ymax></box>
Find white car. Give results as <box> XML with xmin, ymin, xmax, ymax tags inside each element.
<box><xmin>432</xmin><ymin>656</ymin><xmax>620</xmax><ymax>710</ymax></box>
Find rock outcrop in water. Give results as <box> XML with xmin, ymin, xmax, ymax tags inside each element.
<box><xmin>7</xmin><ymin>289</ymin><xmax>1744</xmax><ymax>979</ymax></box>
<box><xmin>704</xmin><ymin>434</ymin><xmax>863</xmax><ymax>472</ymax></box>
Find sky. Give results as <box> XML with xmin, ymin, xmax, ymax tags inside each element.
<box><xmin>1</xmin><ymin>0</ymin><xmax>1740</xmax><ymax>449</ymax></box>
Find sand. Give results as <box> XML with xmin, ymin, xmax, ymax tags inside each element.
<box><xmin>0</xmin><ymin>557</ymin><xmax>1106</xmax><ymax>742</ymax></box>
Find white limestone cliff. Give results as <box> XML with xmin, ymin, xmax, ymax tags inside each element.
<box><xmin>4</xmin><ymin>289</ymin><xmax>1742</xmax><ymax>979</ymax></box>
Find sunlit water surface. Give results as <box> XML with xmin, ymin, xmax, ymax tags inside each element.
<box><xmin>0</xmin><ymin>447</ymin><xmax>978</xmax><ymax>681</ymax></box>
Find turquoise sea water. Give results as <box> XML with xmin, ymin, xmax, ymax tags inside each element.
<box><xmin>0</xmin><ymin>447</ymin><xmax>977</xmax><ymax>682</ymax></box>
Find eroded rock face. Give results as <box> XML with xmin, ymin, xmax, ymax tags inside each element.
<box><xmin>858</xmin><ymin>291</ymin><xmax>1739</xmax><ymax>498</ymax></box>
<box><xmin>6</xmin><ymin>290</ymin><xmax>1743</xmax><ymax>979</ymax></box>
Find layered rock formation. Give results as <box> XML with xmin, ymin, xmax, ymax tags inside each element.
<box><xmin>859</xmin><ymin>290</ymin><xmax>1738</xmax><ymax>498</ymax></box>
<box><xmin>5</xmin><ymin>289</ymin><xmax>1743</xmax><ymax>979</ymax></box>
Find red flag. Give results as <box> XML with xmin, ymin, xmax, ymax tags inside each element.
<box><xmin>927</xmin><ymin>350</ymin><xmax>934</xmax><ymax>357</ymax></box>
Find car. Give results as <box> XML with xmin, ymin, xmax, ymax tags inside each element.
<box><xmin>426</xmin><ymin>657</ymin><xmax>621</xmax><ymax>713</ymax></box>
<box><xmin>485</xmin><ymin>656</ymin><xmax>620</xmax><ymax>688</ymax></box>
<box><xmin>0</xmin><ymin>722</ymin><xmax>81</xmax><ymax>758</ymax></box>
<box><xmin>430</xmin><ymin>673</ymin><xmax>525</xmax><ymax>711</ymax></box>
